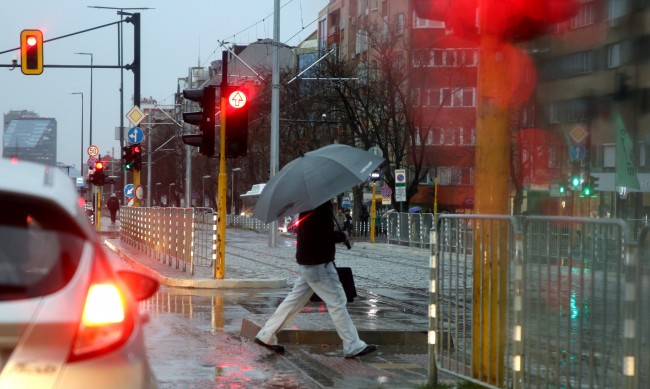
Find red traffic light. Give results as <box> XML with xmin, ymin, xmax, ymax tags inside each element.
<box><xmin>20</xmin><ymin>29</ymin><xmax>43</xmax><ymax>75</ymax></box>
<box><xmin>131</xmin><ymin>144</ymin><xmax>141</xmax><ymax>154</ymax></box>
<box><xmin>228</xmin><ymin>90</ymin><xmax>247</xmax><ymax>109</ymax></box>
<box><xmin>94</xmin><ymin>161</ymin><xmax>104</xmax><ymax>170</ymax></box>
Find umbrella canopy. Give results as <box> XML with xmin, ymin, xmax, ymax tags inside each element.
<box><xmin>253</xmin><ymin>144</ymin><xmax>385</xmax><ymax>223</ymax></box>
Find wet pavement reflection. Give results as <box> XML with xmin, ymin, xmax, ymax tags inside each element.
<box><xmin>141</xmin><ymin>285</ymin><xmax>430</xmax><ymax>389</ymax></box>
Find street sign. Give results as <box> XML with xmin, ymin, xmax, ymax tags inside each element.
<box><xmin>395</xmin><ymin>169</ymin><xmax>406</xmax><ymax>186</ymax></box>
<box><xmin>126</xmin><ymin>105</ymin><xmax>146</xmax><ymax>126</ymax></box>
<box><xmin>87</xmin><ymin>145</ymin><xmax>99</xmax><ymax>157</ymax></box>
<box><xmin>569</xmin><ymin>144</ymin><xmax>586</xmax><ymax>161</ymax></box>
<box><xmin>87</xmin><ymin>157</ymin><xmax>98</xmax><ymax>168</ymax></box>
<box><xmin>76</xmin><ymin>177</ymin><xmax>84</xmax><ymax>187</ymax></box>
<box><xmin>395</xmin><ymin>169</ymin><xmax>406</xmax><ymax>202</ymax></box>
<box><xmin>569</xmin><ymin>124</ymin><xmax>588</xmax><ymax>144</ymax></box>
<box><xmin>127</xmin><ymin>126</ymin><xmax>144</xmax><ymax>144</ymax></box>
<box><xmin>124</xmin><ymin>184</ymin><xmax>135</xmax><ymax>198</ymax></box>
<box><xmin>135</xmin><ymin>185</ymin><xmax>144</xmax><ymax>200</ymax></box>
<box><xmin>381</xmin><ymin>186</ymin><xmax>392</xmax><ymax>205</ymax></box>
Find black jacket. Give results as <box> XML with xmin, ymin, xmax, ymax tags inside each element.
<box><xmin>107</xmin><ymin>197</ymin><xmax>120</xmax><ymax>212</ymax></box>
<box><xmin>296</xmin><ymin>202</ymin><xmax>346</xmax><ymax>265</ymax></box>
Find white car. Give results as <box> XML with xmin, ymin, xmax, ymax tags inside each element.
<box><xmin>0</xmin><ymin>159</ymin><xmax>159</xmax><ymax>389</ymax></box>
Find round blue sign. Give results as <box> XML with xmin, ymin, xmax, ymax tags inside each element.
<box><xmin>124</xmin><ymin>184</ymin><xmax>135</xmax><ymax>198</ymax></box>
<box><xmin>127</xmin><ymin>127</ymin><xmax>144</xmax><ymax>144</ymax></box>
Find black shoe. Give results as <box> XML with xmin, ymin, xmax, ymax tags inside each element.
<box><xmin>345</xmin><ymin>344</ymin><xmax>377</xmax><ymax>358</ymax></box>
<box><xmin>254</xmin><ymin>338</ymin><xmax>285</xmax><ymax>354</ymax></box>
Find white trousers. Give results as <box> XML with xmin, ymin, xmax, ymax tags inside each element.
<box><xmin>256</xmin><ymin>262</ymin><xmax>367</xmax><ymax>357</ymax></box>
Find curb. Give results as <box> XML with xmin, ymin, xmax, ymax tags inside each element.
<box><xmin>103</xmin><ymin>239</ymin><xmax>287</xmax><ymax>289</ymax></box>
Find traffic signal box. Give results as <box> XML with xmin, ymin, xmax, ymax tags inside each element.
<box><xmin>182</xmin><ymin>85</ymin><xmax>217</xmax><ymax>157</ymax></box>
<box><xmin>89</xmin><ymin>161</ymin><xmax>105</xmax><ymax>186</ymax></box>
<box><xmin>20</xmin><ymin>29</ymin><xmax>43</xmax><ymax>75</ymax></box>
<box><xmin>224</xmin><ymin>86</ymin><xmax>249</xmax><ymax>158</ymax></box>
<box><xmin>122</xmin><ymin>144</ymin><xmax>142</xmax><ymax>170</ymax></box>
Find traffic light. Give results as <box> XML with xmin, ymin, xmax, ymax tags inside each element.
<box><xmin>559</xmin><ymin>184</ymin><xmax>566</xmax><ymax>196</ymax></box>
<box><xmin>581</xmin><ymin>175</ymin><xmax>599</xmax><ymax>198</ymax></box>
<box><xmin>131</xmin><ymin>143</ymin><xmax>142</xmax><ymax>170</ymax></box>
<box><xmin>182</xmin><ymin>85</ymin><xmax>217</xmax><ymax>157</ymax></box>
<box><xmin>570</xmin><ymin>162</ymin><xmax>581</xmax><ymax>191</ymax></box>
<box><xmin>121</xmin><ymin>145</ymin><xmax>133</xmax><ymax>170</ymax></box>
<box><xmin>121</xmin><ymin>144</ymin><xmax>142</xmax><ymax>170</ymax></box>
<box><xmin>20</xmin><ymin>29</ymin><xmax>43</xmax><ymax>75</ymax></box>
<box><xmin>570</xmin><ymin>175</ymin><xmax>581</xmax><ymax>190</ymax></box>
<box><xmin>90</xmin><ymin>161</ymin><xmax>105</xmax><ymax>186</ymax></box>
<box><xmin>224</xmin><ymin>86</ymin><xmax>249</xmax><ymax>158</ymax></box>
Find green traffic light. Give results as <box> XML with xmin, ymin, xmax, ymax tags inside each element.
<box><xmin>559</xmin><ymin>185</ymin><xmax>566</xmax><ymax>194</ymax></box>
<box><xmin>571</xmin><ymin>176</ymin><xmax>581</xmax><ymax>188</ymax></box>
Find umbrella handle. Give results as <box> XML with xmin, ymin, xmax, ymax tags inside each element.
<box><xmin>330</xmin><ymin>208</ymin><xmax>352</xmax><ymax>250</ymax></box>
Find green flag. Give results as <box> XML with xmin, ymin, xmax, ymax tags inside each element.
<box><xmin>614</xmin><ymin>107</ymin><xmax>640</xmax><ymax>190</ymax></box>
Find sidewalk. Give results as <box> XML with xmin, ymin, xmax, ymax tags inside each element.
<box><xmin>98</xmin><ymin>216</ymin><xmax>456</xmax><ymax>388</ymax></box>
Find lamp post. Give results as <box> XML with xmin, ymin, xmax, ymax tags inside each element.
<box><xmin>168</xmin><ymin>183</ymin><xmax>176</xmax><ymax>207</ymax></box>
<box><xmin>75</xmin><ymin>52</ymin><xmax>93</xmax><ymax>145</ymax></box>
<box><xmin>69</xmin><ymin>92</ymin><xmax>84</xmax><ymax>179</ymax></box>
<box><xmin>202</xmin><ymin>175</ymin><xmax>211</xmax><ymax>208</ymax></box>
<box><xmin>231</xmin><ymin>168</ymin><xmax>241</xmax><ymax>215</ymax></box>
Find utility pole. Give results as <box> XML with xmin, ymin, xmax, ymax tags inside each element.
<box><xmin>268</xmin><ymin>0</ymin><xmax>280</xmax><ymax>247</ymax></box>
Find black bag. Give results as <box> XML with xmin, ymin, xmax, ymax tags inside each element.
<box><xmin>310</xmin><ymin>266</ymin><xmax>357</xmax><ymax>303</ymax></box>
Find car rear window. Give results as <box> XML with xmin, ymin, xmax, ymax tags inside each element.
<box><xmin>0</xmin><ymin>194</ymin><xmax>85</xmax><ymax>299</ymax></box>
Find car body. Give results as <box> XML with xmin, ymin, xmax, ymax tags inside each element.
<box><xmin>0</xmin><ymin>158</ymin><xmax>159</xmax><ymax>389</ymax></box>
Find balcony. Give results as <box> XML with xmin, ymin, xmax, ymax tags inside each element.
<box><xmin>327</xmin><ymin>27</ymin><xmax>343</xmax><ymax>45</ymax></box>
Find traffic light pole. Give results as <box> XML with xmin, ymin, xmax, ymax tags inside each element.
<box><xmin>215</xmin><ymin>51</ymin><xmax>228</xmax><ymax>279</ymax></box>
<box><xmin>472</xmin><ymin>30</ymin><xmax>510</xmax><ymax>386</ymax></box>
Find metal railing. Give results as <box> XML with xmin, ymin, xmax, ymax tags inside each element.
<box><xmin>120</xmin><ymin>207</ymin><xmax>216</xmax><ymax>276</ymax></box>
<box><xmin>430</xmin><ymin>214</ymin><xmax>647</xmax><ymax>389</ymax></box>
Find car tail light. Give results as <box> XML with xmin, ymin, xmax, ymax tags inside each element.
<box><xmin>69</xmin><ymin>252</ymin><xmax>135</xmax><ymax>362</ymax></box>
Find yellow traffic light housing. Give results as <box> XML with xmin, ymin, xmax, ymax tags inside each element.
<box><xmin>20</xmin><ymin>29</ymin><xmax>44</xmax><ymax>75</ymax></box>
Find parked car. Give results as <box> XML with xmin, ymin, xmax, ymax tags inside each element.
<box><xmin>0</xmin><ymin>158</ymin><xmax>159</xmax><ymax>389</ymax></box>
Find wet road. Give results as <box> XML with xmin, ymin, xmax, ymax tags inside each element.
<box><xmin>104</xmin><ymin>234</ymin><xmax>434</xmax><ymax>388</ymax></box>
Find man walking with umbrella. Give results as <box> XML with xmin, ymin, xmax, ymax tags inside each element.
<box><xmin>255</xmin><ymin>199</ymin><xmax>377</xmax><ymax>358</ymax></box>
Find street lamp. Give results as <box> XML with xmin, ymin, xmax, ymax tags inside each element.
<box><xmin>202</xmin><ymin>175</ymin><xmax>211</xmax><ymax>208</ymax></box>
<box><xmin>231</xmin><ymin>168</ymin><xmax>241</xmax><ymax>215</ymax></box>
<box><xmin>69</xmin><ymin>92</ymin><xmax>84</xmax><ymax>179</ymax></box>
<box><xmin>75</xmin><ymin>52</ymin><xmax>93</xmax><ymax>145</ymax></box>
<box><xmin>168</xmin><ymin>183</ymin><xmax>176</xmax><ymax>207</ymax></box>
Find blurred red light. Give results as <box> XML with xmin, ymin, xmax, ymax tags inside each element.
<box><xmin>95</xmin><ymin>162</ymin><xmax>104</xmax><ymax>170</ymax></box>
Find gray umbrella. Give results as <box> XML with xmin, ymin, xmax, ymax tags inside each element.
<box><xmin>253</xmin><ymin>144</ymin><xmax>385</xmax><ymax>223</ymax></box>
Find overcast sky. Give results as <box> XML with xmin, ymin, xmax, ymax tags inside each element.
<box><xmin>0</xmin><ymin>0</ymin><xmax>328</xmax><ymax>170</ymax></box>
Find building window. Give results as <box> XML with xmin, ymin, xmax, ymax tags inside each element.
<box><xmin>440</xmin><ymin>88</ymin><xmax>476</xmax><ymax>107</ymax></box>
<box><xmin>413</xmin><ymin>11</ymin><xmax>445</xmax><ymax>29</ymax></box>
<box><xmin>609</xmin><ymin>0</ymin><xmax>628</xmax><ymax>24</ymax></box>
<box><xmin>567</xmin><ymin>51</ymin><xmax>593</xmax><ymax>75</ymax></box>
<box><xmin>608</xmin><ymin>43</ymin><xmax>621</xmax><ymax>68</ymax></box>
<box><xmin>459</xmin><ymin>127</ymin><xmax>476</xmax><ymax>146</ymax></box>
<box><xmin>395</xmin><ymin>13</ymin><xmax>405</xmax><ymax>35</ymax></box>
<box><xmin>571</xmin><ymin>2</ymin><xmax>597</xmax><ymax>29</ymax></box>
<box><xmin>356</xmin><ymin>29</ymin><xmax>368</xmax><ymax>54</ymax></box>
<box><xmin>603</xmin><ymin>144</ymin><xmax>616</xmax><ymax>168</ymax></box>
<box><xmin>437</xmin><ymin>167</ymin><xmax>463</xmax><ymax>185</ymax></box>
